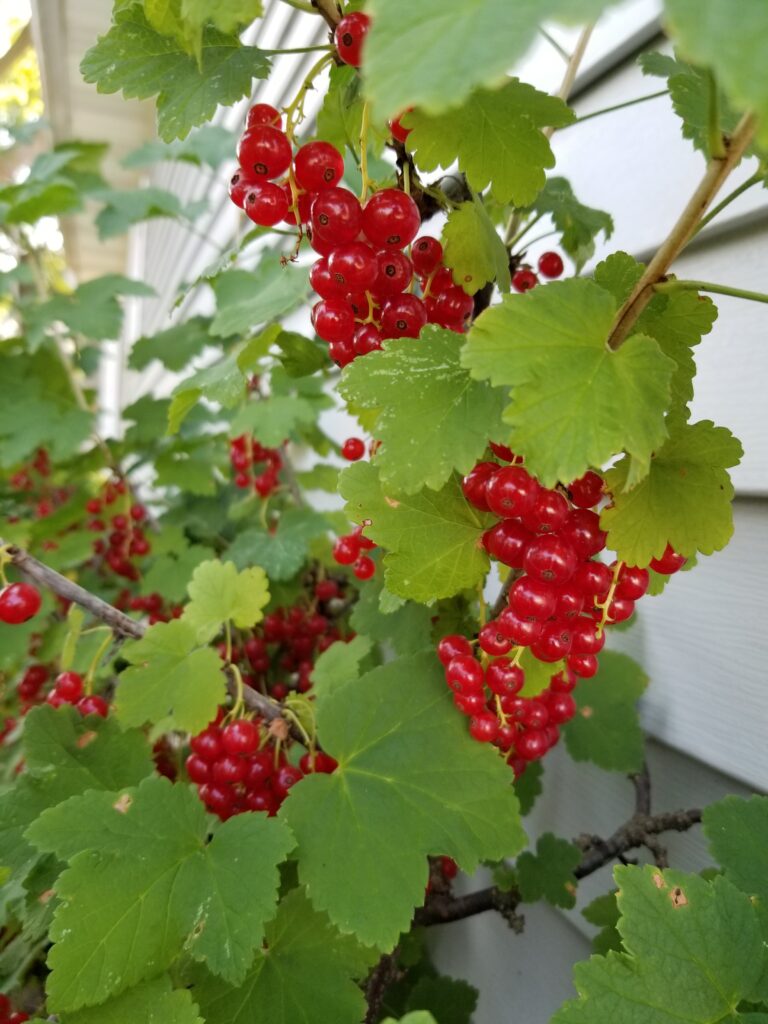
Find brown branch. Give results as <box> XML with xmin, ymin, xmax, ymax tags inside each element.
<box><xmin>311</xmin><ymin>0</ymin><xmax>342</xmax><ymax>30</ymax></box>
<box><xmin>2</xmin><ymin>540</ymin><xmax>294</xmax><ymax>730</ymax></box>
<box><xmin>629</xmin><ymin>760</ymin><xmax>651</xmax><ymax>816</ymax></box>
<box><xmin>363</xmin><ymin>951</ymin><xmax>401</xmax><ymax>1023</ymax></box>
<box><xmin>606</xmin><ymin>112</ymin><xmax>756</xmax><ymax>350</ymax></box>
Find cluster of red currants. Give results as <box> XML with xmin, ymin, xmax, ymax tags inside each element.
<box><xmin>187</xmin><ymin>714</ymin><xmax>337</xmax><ymax>820</ymax></box>
<box><xmin>0</xmin><ymin>582</ymin><xmax>41</xmax><ymax>625</ymax></box>
<box><xmin>511</xmin><ymin>251</ymin><xmax>565</xmax><ymax>293</ymax></box>
<box><xmin>332</xmin><ymin>524</ymin><xmax>377</xmax><ymax>581</ymax></box>
<box><xmin>7</xmin><ymin>447</ymin><xmax>73</xmax><ymax>521</ymax></box>
<box><xmin>230</xmin><ymin>599</ymin><xmax>350</xmax><ymax>702</ymax></box>
<box><xmin>86</xmin><ymin>480</ymin><xmax>151</xmax><ymax>581</ymax></box>
<box><xmin>435</xmin><ymin>447</ymin><xmax>688</xmax><ymax>771</ymax></box>
<box><xmin>229</xmin><ymin>434</ymin><xmax>283</xmax><ymax>495</ymax></box>
<box><xmin>0</xmin><ymin>993</ymin><xmax>28</xmax><ymax>1024</ymax></box>
<box><xmin>125</xmin><ymin>590</ymin><xmax>183</xmax><ymax>626</ymax></box>
<box><xmin>44</xmin><ymin>670</ymin><xmax>109</xmax><ymax>717</ymax></box>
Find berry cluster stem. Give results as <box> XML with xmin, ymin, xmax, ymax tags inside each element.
<box><xmin>359</xmin><ymin>100</ymin><xmax>372</xmax><ymax>202</ymax></box>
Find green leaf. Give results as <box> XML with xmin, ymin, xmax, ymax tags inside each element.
<box><xmin>554</xmin><ymin>867</ymin><xmax>765</xmax><ymax>1024</ymax></box>
<box><xmin>23</xmin><ymin>275</ymin><xmax>154</xmax><ymax>350</ymax></box>
<box><xmin>154</xmin><ymin>444</ymin><xmax>220</xmax><ymax>496</ymax></box>
<box><xmin>122</xmin><ymin>124</ymin><xmax>237</xmax><ymax>170</ymax></box>
<box><xmin>601</xmin><ymin>419</ymin><xmax>743</xmax><ymax>565</ymax></box>
<box><xmin>140</xmin><ymin>544</ymin><xmax>212</xmax><ymax>602</ymax></box>
<box><xmin>582</xmin><ymin>891</ymin><xmax>622</xmax><ymax>955</ymax></box>
<box><xmin>350</xmin><ymin>576</ymin><xmax>433</xmax><ymax>656</ymax></box>
<box><xmin>461</xmin><ymin>278</ymin><xmax>675</xmax><ymax>487</ymax></box>
<box><xmin>339</xmin><ymin>462</ymin><xmax>493</xmax><ymax>603</ymax></box>
<box><xmin>406</xmin><ymin>79</ymin><xmax>574</xmax><ymax>207</ymax></box>
<box><xmin>273</xmin><ymin>330</ymin><xmax>329</xmax><ymax>378</ymax></box>
<box><xmin>80</xmin><ymin>5</ymin><xmax>270</xmax><ymax>142</ymax></box>
<box><xmin>231</xmin><ymin>394</ymin><xmax>318</xmax><ymax>447</ymax></box>
<box><xmin>280</xmin><ymin>651</ymin><xmax>525</xmax><ymax>948</ymax></box>
<box><xmin>562</xmin><ymin>652</ymin><xmax>648</xmax><ymax>772</ymax></box>
<box><xmin>340</xmin><ymin>326</ymin><xmax>507</xmax><ymax>495</ymax></box>
<box><xmin>28</xmin><ymin>776</ymin><xmax>293</xmax><ymax>1009</ymax></box>
<box><xmin>165</xmin><ymin>0</ymin><xmax>264</xmax><ymax>63</ymax></box>
<box><xmin>210</xmin><ymin>262</ymin><xmax>310</xmax><ymax>337</ymax></box>
<box><xmin>517</xmin><ymin>833</ymin><xmax>581</xmax><ymax>909</ymax></box>
<box><xmin>664</xmin><ymin>0</ymin><xmax>768</xmax><ymax>147</ymax></box>
<box><xmin>703</xmin><ymin>795</ymin><xmax>768</xmax><ymax>934</ymax></box>
<box><xmin>442</xmin><ymin>197</ymin><xmax>511</xmax><ymax>294</ymax></box>
<box><xmin>316</xmin><ymin>63</ymin><xmax>388</xmax><ymax>157</ymax></box>
<box><xmin>58</xmin><ymin>975</ymin><xmax>203</xmax><ymax>1024</ymax></box>
<box><xmin>193</xmin><ymin>888</ymin><xmax>372</xmax><ymax>1024</ymax></box>
<box><xmin>167</xmin><ymin>337</ymin><xmax>265</xmax><ymax>432</ymax></box>
<box><xmin>514</xmin><ymin>759</ymin><xmax>543</xmax><ymax>816</ymax></box>
<box><xmin>526</xmin><ymin>177</ymin><xmax>613</xmax><ymax>270</ymax></box>
<box><xmin>227</xmin><ymin>508</ymin><xmax>330</xmax><ymax>581</ymax></box>
<box><xmin>362</xmin><ymin>0</ymin><xmax>604</xmax><ymax>122</ymax></box>
<box><xmin>405</xmin><ymin>975</ymin><xmax>478</xmax><ymax>1024</ymax></box>
<box><xmin>0</xmin><ymin>706</ymin><xmax>153</xmax><ymax>879</ymax></box>
<box><xmin>116</xmin><ymin>619</ymin><xmax>226</xmax><ymax>733</ymax></box>
<box><xmin>94</xmin><ymin>186</ymin><xmax>202</xmax><ymax>239</ymax></box>
<box><xmin>183</xmin><ymin>559</ymin><xmax>270</xmax><ymax>642</ymax></box>
<box><xmin>311</xmin><ymin>636</ymin><xmax>373</xmax><ymax>703</ymax></box>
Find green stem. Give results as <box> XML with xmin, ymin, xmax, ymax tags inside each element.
<box><xmin>516</xmin><ymin>228</ymin><xmax>558</xmax><ymax>250</ymax></box>
<box><xmin>655</xmin><ymin>278</ymin><xmax>768</xmax><ymax>305</ymax></box>
<box><xmin>508</xmin><ymin>212</ymin><xmax>544</xmax><ymax>251</ymax></box>
<box><xmin>262</xmin><ymin>44</ymin><xmax>334</xmax><ymax>55</ymax></box>
<box><xmin>563</xmin><ymin>89</ymin><xmax>669</xmax><ymax>128</ymax></box>
<box><xmin>692</xmin><ymin>168</ymin><xmax>766</xmax><ymax>236</ymax></box>
<box><xmin>277</xmin><ymin>0</ymin><xmax>317</xmax><ymax>12</ymax></box>
<box><xmin>707</xmin><ymin>71</ymin><xmax>726</xmax><ymax>159</ymax></box>
<box><xmin>538</xmin><ymin>27</ymin><xmax>569</xmax><ymax>61</ymax></box>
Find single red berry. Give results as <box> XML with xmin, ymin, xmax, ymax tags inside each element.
<box><xmin>273</xmin><ymin>763</ymin><xmax>304</xmax><ymax>799</ymax></box>
<box><xmin>329</xmin><ymin>338</ymin><xmax>356</xmax><ymax>366</ymax></box>
<box><xmin>0</xmin><ymin>583</ymin><xmax>42</xmax><ymax>625</ymax></box>
<box><xmin>353</xmin><ymin>555</ymin><xmax>376</xmax><ymax>580</ymax></box>
<box><xmin>510</xmin><ymin>576</ymin><xmax>557</xmax><ymax>621</ymax></box>
<box><xmin>522</xmin><ymin>488</ymin><xmax>569</xmax><ymax>534</ymax></box>
<box><xmin>461</xmin><ymin>461</ymin><xmax>499</xmax><ymax>511</ymax></box>
<box><xmin>294</xmin><ymin>140</ymin><xmax>345</xmax><ymax>192</ymax></box>
<box><xmin>530</xmin><ymin>622</ymin><xmax>573</xmax><ymax>662</ymax></box>
<box><xmin>485</xmin><ymin>660</ymin><xmax>524</xmax><ymax>697</ymax></box>
<box><xmin>389</xmin><ymin>108</ymin><xmax>413</xmax><ymax>143</ymax></box>
<box><xmin>537</xmin><ymin>251</ymin><xmax>564</xmax><ymax>278</ymax></box>
<box><xmin>454</xmin><ymin>691</ymin><xmax>486</xmax><ymax>716</ymax></box>
<box><xmin>485</xmin><ymin>466</ymin><xmax>538</xmax><ymax>519</ymax></box>
<box><xmin>615</xmin><ymin>564</ymin><xmax>650</xmax><ymax>601</ymax></box>
<box><xmin>547</xmin><ymin>691</ymin><xmax>576</xmax><ymax>724</ymax></box>
<box><xmin>470</xmin><ymin>712</ymin><xmax>500</xmax><ymax>743</ymax></box>
<box><xmin>553</xmin><ymin>582</ymin><xmax>584</xmax><ymax>622</ymax></box>
<box><xmin>439</xmin><ymin>855</ymin><xmax>458</xmax><ymax>879</ymax></box>
<box><xmin>328</xmin><ymin>241</ymin><xmax>379</xmax><ymax>293</ymax></box>
<box><xmin>54</xmin><ymin>671</ymin><xmax>84</xmax><ymax>703</ymax></box>
<box><xmin>496</xmin><ymin>607</ymin><xmax>543</xmax><ymax>647</ymax></box>
<box><xmin>512</xmin><ymin>268</ymin><xmax>538</xmax><ymax>292</ymax></box>
<box><xmin>560</xmin><ymin>509</ymin><xmax>607</xmax><ymax>559</ymax></box>
<box><xmin>482</xmin><ymin>520</ymin><xmax>534</xmax><ymax>569</ymax></box>
<box><xmin>570</xmin><ymin>616</ymin><xmax>605</xmax><ymax>655</ymax></box>
<box><xmin>524</xmin><ymin>535</ymin><xmax>578</xmax><ymax>585</ymax></box>
<box><xmin>334</xmin><ymin>11</ymin><xmax>371</xmax><ymax>67</ymax></box>
<box><xmin>353</xmin><ymin>323</ymin><xmax>383</xmax><ymax>355</ymax></box>
<box><xmin>190</xmin><ymin>727</ymin><xmax>223</xmax><ymax>763</ymax></box>
<box><xmin>432</xmin><ymin>286</ymin><xmax>474</xmax><ymax>332</ymax></box>
<box><xmin>310</xmin><ymin>187</ymin><xmax>362</xmax><ymax>244</ymax></box>
<box><xmin>411</xmin><ymin>236</ymin><xmax>443</xmax><ymax>276</ymax></box>
<box><xmin>381</xmin><ymin>293</ymin><xmax>427</xmax><ymax>339</ymax></box>
<box><xmin>200</xmin><ymin>783</ymin><xmax>235</xmax><ymax>817</ymax></box>
<box><xmin>237</xmin><ymin>125</ymin><xmax>292</xmax><ymax>180</ymax></box>
<box><xmin>244</xmin><ymin>788</ymin><xmax>277</xmax><ymax>814</ymax></box>
<box><xmin>299</xmin><ymin>751</ymin><xmax>338</xmax><ymax>774</ymax></box>
<box><xmin>315</xmin><ymin>579</ymin><xmax>340</xmax><ymax>602</ymax></box>
<box><xmin>569</xmin><ymin>470</ymin><xmax>604</xmax><ymax>508</ymax></box>
<box><xmin>550</xmin><ymin>668</ymin><xmax>577</xmax><ymax>693</ymax></box>
<box><xmin>567</xmin><ymin>653</ymin><xmax>599</xmax><ymax>678</ymax></box>
<box><xmin>244</xmin><ymin>182</ymin><xmax>290</xmax><ymax>226</ymax></box>
<box><xmin>77</xmin><ymin>694</ymin><xmax>109</xmax><ymax>717</ymax></box>
<box><xmin>437</xmin><ymin>634</ymin><xmax>473</xmax><ymax>666</ymax></box>
<box><xmin>186</xmin><ymin>754</ymin><xmax>211</xmax><ymax>784</ymax></box>
<box><xmin>445</xmin><ymin>654</ymin><xmax>485</xmax><ymax>694</ymax></box>
<box><xmin>221</xmin><ymin>719</ymin><xmax>260</xmax><ymax>756</ymax></box>
<box><xmin>85</xmin><ymin>497</ymin><xmax>102</xmax><ymax>514</ymax></box>
<box><xmin>247</xmin><ymin>103</ymin><xmax>282</xmax><ymax>129</ymax></box>
<box><xmin>488</xmin><ymin>442</ymin><xmax>520</xmax><ymax>463</ymax></box>
<box><xmin>605</xmin><ymin>597</ymin><xmax>635</xmax><ymax>624</ymax></box>
<box><xmin>373</xmin><ymin>249</ymin><xmax>414</xmax><ymax>297</ymax></box>
<box><xmin>572</xmin><ymin>560</ymin><xmax>613</xmax><ymax>601</ymax></box>
<box><xmin>244</xmin><ymin>750</ymin><xmax>274</xmax><ymax>789</ymax></box>
<box><xmin>515</xmin><ymin>729</ymin><xmax>548</xmax><ymax>760</ymax></box>
<box><xmin>478</xmin><ymin>623</ymin><xmax>514</xmax><ymax>656</ymax></box>
<box><xmin>212</xmin><ymin>755</ymin><xmax>247</xmax><ymax>785</ymax></box>
<box><xmin>229</xmin><ymin>168</ymin><xmax>257</xmax><ymax>208</ymax></box>
<box><xmin>520</xmin><ymin>699</ymin><xmax>550</xmax><ymax>730</ymax></box>
<box><xmin>312</xmin><ymin>299</ymin><xmax>355</xmax><ymax>344</ymax></box>
<box><xmin>363</xmin><ymin>189</ymin><xmax>421</xmax><ymax>250</ymax></box>
<box><xmin>341</xmin><ymin>437</ymin><xmax>366</xmax><ymax>461</ymax></box>
<box><xmin>649</xmin><ymin>543</ymin><xmax>687</xmax><ymax>575</ymax></box>
<box><xmin>333</xmin><ymin>535</ymin><xmax>362</xmax><ymax>565</ymax></box>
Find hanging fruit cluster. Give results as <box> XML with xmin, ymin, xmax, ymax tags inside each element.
<box><xmin>229</xmin><ymin>434</ymin><xmax>283</xmax><ymax>495</ymax></box>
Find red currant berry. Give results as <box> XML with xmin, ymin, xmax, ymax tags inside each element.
<box><xmin>334</xmin><ymin>11</ymin><xmax>371</xmax><ymax>67</ymax></box>
<box><xmin>649</xmin><ymin>543</ymin><xmax>687</xmax><ymax>575</ymax></box>
<box><xmin>568</xmin><ymin>470</ymin><xmax>604</xmax><ymax>508</ymax></box>
<box><xmin>190</xmin><ymin>727</ymin><xmax>223</xmax><ymax>763</ymax></box>
<box><xmin>462</xmin><ymin>460</ymin><xmax>499</xmax><ymax>511</ymax></box>
<box><xmin>432</xmin><ymin>286</ymin><xmax>474</xmax><ymax>331</ymax></box>
<box><xmin>221</xmin><ymin>719</ymin><xmax>260</xmax><ymax>756</ymax></box>
<box><xmin>0</xmin><ymin>583</ymin><xmax>42</xmax><ymax>624</ymax></box>
<box><xmin>244</xmin><ymin>182</ymin><xmax>290</xmax><ymax>226</ymax></box>
<box><xmin>615</xmin><ymin>564</ymin><xmax>650</xmax><ymax>601</ymax></box>
<box><xmin>470</xmin><ymin>712</ymin><xmax>500</xmax><ymax>743</ymax></box>
<box><xmin>510</xmin><ymin>576</ymin><xmax>557</xmax><ymax>621</ymax></box>
<box><xmin>341</xmin><ymin>437</ymin><xmax>366</xmax><ymax>461</ymax></box>
<box><xmin>200</xmin><ymin>783</ymin><xmax>235</xmax><ymax>817</ymax></box>
<box><xmin>411</xmin><ymin>236</ymin><xmax>443</xmax><ymax>276</ymax></box>
<box><xmin>309</xmin><ymin>257</ymin><xmax>346</xmax><ymax>300</ymax></box>
<box><xmin>553</xmin><ymin>582</ymin><xmax>584</xmax><ymax>622</ymax></box>
<box><xmin>237</xmin><ymin>126</ymin><xmax>292</xmax><ymax>180</ymax></box>
<box><xmin>212</xmin><ymin>755</ymin><xmax>247</xmax><ymax>785</ymax></box>
<box><xmin>353</xmin><ymin>555</ymin><xmax>376</xmax><ymax>580</ymax></box>
<box><xmin>605</xmin><ymin>597</ymin><xmax>635</xmax><ymax>624</ymax></box>
<box><xmin>547</xmin><ymin>691</ymin><xmax>577</xmax><ymax>724</ymax></box>
<box><xmin>329</xmin><ymin>338</ymin><xmax>356</xmax><ymax>366</ymax></box>
<box><xmin>54</xmin><ymin>671</ymin><xmax>83</xmax><ymax>703</ymax></box>
<box><xmin>454</xmin><ymin>691</ymin><xmax>486</xmax><ymax>716</ymax></box>
<box><xmin>310</xmin><ymin>187</ymin><xmax>362</xmax><ymax>243</ymax></box>
<box><xmin>537</xmin><ymin>251</ymin><xmax>564</xmax><ymax>278</ymax></box>
<box><xmin>437</xmin><ymin>634</ymin><xmax>473</xmax><ymax>666</ymax></box>
<box><xmin>273</xmin><ymin>763</ymin><xmax>304</xmax><ymax>799</ymax></box>
<box><xmin>373</xmin><ymin>249</ymin><xmax>413</xmax><ymax>297</ymax></box>
<box><xmin>522</xmin><ymin>488</ymin><xmax>569</xmax><ymax>534</ymax></box>
<box><xmin>512</xmin><ymin>268</ymin><xmax>538</xmax><ymax>292</ymax></box>
<box><xmin>497</xmin><ymin>607</ymin><xmax>543</xmax><ymax>646</ymax></box>
<box><xmin>245</xmin><ymin>751</ymin><xmax>275</xmax><ymax>789</ymax></box>
<box><xmin>567</xmin><ymin>653</ymin><xmax>598</xmax><ymax>678</ymax></box>
<box><xmin>77</xmin><ymin>694</ymin><xmax>109</xmax><ymax>717</ymax></box>
<box><xmin>482</xmin><ymin>520</ymin><xmax>533</xmax><ymax>569</ymax></box>
<box><xmin>530</xmin><ymin>622</ymin><xmax>573</xmax><ymax>662</ymax></box>
<box><xmin>489</xmin><ymin>442</ymin><xmax>521</xmax><ymax>463</ymax></box>
<box><xmin>389</xmin><ymin>108</ymin><xmax>413</xmax><ymax>143</ymax></box>
<box><xmin>332</xmin><ymin>535</ymin><xmax>362</xmax><ymax>565</ymax></box>
<box><xmin>524</xmin><ymin>535</ymin><xmax>578</xmax><ymax>585</ymax></box>
<box><xmin>299</xmin><ymin>751</ymin><xmax>338</xmax><ymax>774</ymax></box>
<box><xmin>478</xmin><ymin>623</ymin><xmax>514</xmax><ymax>656</ymax></box>
<box><xmin>294</xmin><ymin>140</ymin><xmax>345</xmax><ymax>192</ymax></box>
<box><xmin>559</xmin><ymin>509</ymin><xmax>607</xmax><ymax>559</ymax></box>
<box><xmin>485</xmin><ymin>466</ymin><xmax>538</xmax><ymax>519</ymax></box>
<box><xmin>327</xmin><ymin>241</ymin><xmax>379</xmax><ymax>293</ymax></box>
<box><xmin>312</xmin><ymin>299</ymin><xmax>355</xmax><ymax>343</ymax></box>
<box><xmin>445</xmin><ymin>654</ymin><xmax>485</xmax><ymax>694</ymax></box>
<box><xmin>485</xmin><ymin>660</ymin><xmax>524</xmax><ymax>697</ymax></box>
<box><xmin>315</xmin><ymin>579</ymin><xmax>340</xmax><ymax>602</ymax></box>
<box><xmin>353</xmin><ymin>323</ymin><xmax>383</xmax><ymax>355</ymax></box>
<box><xmin>550</xmin><ymin>668</ymin><xmax>577</xmax><ymax>693</ymax></box>
<box><xmin>363</xmin><ymin>189</ymin><xmax>421</xmax><ymax>250</ymax></box>
<box><xmin>572</xmin><ymin>560</ymin><xmax>613</xmax><ymax>601</ymax></box>
<box><xmin>247</xmin><ymin>103</ymin><xmax>282</xmax><ymax>129</ymax></box>
<box><xmin>516</xmin><ymin>729</ymin><xmax>548</xmax><ymax>761</ymax></box>
<box><xmin>570</xmin><ymin>617</ymin><xmax>605</xmax><ymax>655</ymax></box>
<box><xmin>228</xmin><ymin>168</ymin><xmax>256</xmax><ymax>209</ymax></box>
<box><xmin>186</xmin><ymin>754</ymin><xmax>211</xmax><ymax>784</ymax></box>
<box><xmin>381</xmin><ymin>294</ymin><xmax>427</xmax><ymax>338</ymax></box>
<box><xmin>520</xmin><ymin>699</ymin><xmax>550</xmax><ymax>730</ymax></box>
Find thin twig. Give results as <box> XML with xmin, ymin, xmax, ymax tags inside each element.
<box><xmin>310</xmin><ymin>0</ymin><xmax>342</xmax><ymax>30</ymax></box>
<box><xmin>363</xmin><ymin>951</ymin><xmax>401</xmax><ymax>1023</ymax></box>
<box><xmin>629</xmin><ymin>761</ymin><xmax>651</xmax><ymax>816</ymax></box>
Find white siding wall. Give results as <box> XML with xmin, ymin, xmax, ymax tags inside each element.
<box><xmin>113</xmin><ymin>3</ymin><xmax>767</xmax><ymax>1020</ymax></box>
